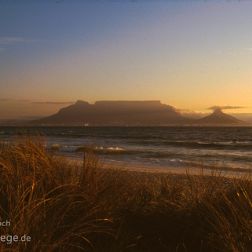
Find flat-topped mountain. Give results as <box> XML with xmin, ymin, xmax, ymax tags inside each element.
<box><xmin>197</xmin><ymin>108</ymin><xmax>242</xmax><ymax>125</ymax></box>
<box><xmin>34</xmin><ymin>100</ymin><xmax>193</xmax><ymax>126</ymax></box>
<box><xmin>33</xmin><ymin>101</ymin><xmax>245</xmax><ymax>126</ymax></box>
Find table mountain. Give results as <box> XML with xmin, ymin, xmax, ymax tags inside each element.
<box><xmin>34</xmin><ymin>100</ymin><xmax>193</xmax><ymax>126</ymax></box>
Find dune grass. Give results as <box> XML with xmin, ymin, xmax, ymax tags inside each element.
<box><xmin>0</xmin><ymin>139</ymin><xmax>252</xmax><ymax>251</ymax></box>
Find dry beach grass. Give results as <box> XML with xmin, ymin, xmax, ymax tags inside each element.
<box><xmin>0</xmin><ymin>139</ymin><xmax>252</xmax><ymax>251</ymax></box>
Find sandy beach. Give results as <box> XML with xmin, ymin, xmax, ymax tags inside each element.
<box><xmin>68</xmin><ymin>154</ymin><xmax>252</xmax><ymax>179</ymax></box>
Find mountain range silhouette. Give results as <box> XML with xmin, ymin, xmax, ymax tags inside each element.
<box><xmin>34</xmin><ymin>100</ymin><xmax>244</xmax><ymax>126</ymax></box>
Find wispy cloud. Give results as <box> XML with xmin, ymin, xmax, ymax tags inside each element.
<box><xmin>0</xmin><ymin>99</ymin><xmax>73</xmax><ymax>106</ymax></box>
<box><xmin>0</xmin><ymin>36</ymin><xmax>39</xmax><ymax>45</ymax></box>
<box><xmin>216</xmin><ymin>47</ymin><xmax>252</xmax><ymax>56</ymax></box>
<box><xmin>32</xmin><ymin>101</ymin><xmax>73</xmax><ymax>105</ymax></box>
<box><xmin>0</xmin><ymin>37</ymin><xmax>43</xmax><ymax>53</ymax></box>
<box><xmin>246</xmin><ymin>47</ymin><xmax>252</xmax><ymax>52</ymax></box>
<box><xmin>0</xmin><ymin>98</ymin><xmax>30</xmax><ymax>102</ymax></box>
<box><xmin>208</xmin><ymin>106</ymin><xmax>244</xmax><ymax>111</ymax></box>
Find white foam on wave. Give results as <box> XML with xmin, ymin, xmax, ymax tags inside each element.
<box><xmin>107</xmin><ymin>146</ymin><xmax>125</xmax><ymax>151</ymax></box>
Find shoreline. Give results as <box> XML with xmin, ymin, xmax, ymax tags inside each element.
<box><xmin>67</xmin><ymin>155</ymin><xmax>252</xmax><ymax>179</ymax></box>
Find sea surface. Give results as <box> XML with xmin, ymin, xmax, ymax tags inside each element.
<box><xmin>1</xmin><ymin>126</ymin><xmax>252</xmax><ymax>172</ymax></box>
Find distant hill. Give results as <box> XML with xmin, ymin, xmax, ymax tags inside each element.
<box><xmin>196</xmin><ymin>108</ymin><xmax>242</xmax><ymax>125</ymax></box>
<box><xmin>33</xmin><ymin>100</ymin><xmax>194</xmax><ymax>126</ymax></box>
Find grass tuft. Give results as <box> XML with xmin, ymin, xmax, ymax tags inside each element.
<box><xmin>0</xmin><ymin>139</ymin><xmax>252</xmax><ymax>251</ymax></box>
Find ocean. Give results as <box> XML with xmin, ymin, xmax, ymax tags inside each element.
<box><xmin>1</xmin><ymin>126</ymin><xmax>252</xmax><ymax>173</ymax></box>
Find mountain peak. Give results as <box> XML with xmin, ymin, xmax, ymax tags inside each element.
<box><xmin>197</xmin><ymin>108</ymin><xmax>242</xmax><ymax>125</ymax></box>
<box><xmin>212</xmin><ymin>107</ymin><xmax>222</xmax><ymax>114</ymax></box>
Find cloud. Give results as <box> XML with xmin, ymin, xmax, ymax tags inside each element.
<box><xmin>0</xmin><ymin>98</ymin><xmax>31</xmax><ymax>102</ymax></box>
<box><xmin>0</xmin><ymin>37</ymin><xmax>39</xmax><ymax>45</ymax></box>
<box><xmin>0</xmin><ymin>36</ymin><xmax>44</xmax><ymax>54</ymax></box>
<box><xmin>0</xmin><ymin>37</ymin><xmax>43</xmax><ymax>52</ymax></box>
<box><xmin>0</xmin><ymin>99</ymin><xmax>73</xmax><ymax>105</ymax></box>
<box><xmin>0</xmin><ymin>37</ymin><xmax>26</xmax><ymax>45</ymax></box>
<box><xmin>208</xmin><ymin>106</ymin><xmax>244</xmax><ymax>111</ymax></box>
<box><xmin>217</xmin><ymin>48</ymin><xmax>252</xmax><ymax>56</ymax></box>
<box><xmin>32</xmin><ymin>101</ymin><xmax>73</xmax><ymax>105</ymax></box>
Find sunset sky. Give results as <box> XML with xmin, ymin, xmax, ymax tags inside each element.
<box><xmin>1</xmin><ymin>0</ymin><xmax>252</xmax><ymax>119</ymax></box>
